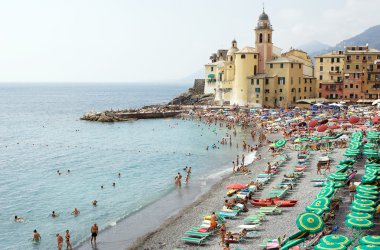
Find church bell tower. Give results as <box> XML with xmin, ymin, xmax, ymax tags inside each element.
<box><xmin>255</xmin><ymin>8</ymin><xmax>273</xmax><ymax>73</ymax></box>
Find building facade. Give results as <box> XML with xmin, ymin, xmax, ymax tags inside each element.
<box><xmin>203</xmin><ymin>10</ymin><xmax>316</xmax><ymax>108</ymax></box>
<box><xmin>315</xmin><ymin>46</ymin><xmax>380</xmax><ymax>102</ymax></box>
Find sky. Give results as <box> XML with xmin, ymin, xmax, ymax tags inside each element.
<box><xmin>0</xmin><ymin>0</ymin><xmax>379</xmax><ymax>84</ymax></box>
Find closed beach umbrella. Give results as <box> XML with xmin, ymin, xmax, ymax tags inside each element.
<box><xmin>346</xmin><ymin>212</ymin><xmax>373</xmax><ymax>220</ymax></box>
<box><xmin>296</xmin><ymin>212</ymin><xmax>324</xmax><ymax>233</ymax></box>
<box><xmin>350</xmin><ymin>205</ymin><xmax>376</xmax><ymax>213</ymax></box>
<box><xmin>360</xmin><ymin>236</ymin><xmax>380</xmax><ymax>246</ymax></box>
<box><xmin>349</xmin><ymin>116</ymin><xmax>360</xmax><ymax>124</ymax></box>
<box><xmin>317</xmin><ymin>124</ymin><xmax>328</xmax><ymax>132</ymax></box>
<box><xmin>274</xmin><ymin>139</ymin><xmax>286</xmax><ymax>148</ymax></box>
<box><xmin>321</xmin><ymin>234</ymin><xmax>352</xmax><ymax>246</ymax></box>
<box><xmin>226</xmin><ymin>184</ymin><xmax>247</xmax><ymax>189</ymax></box>
<box><xmin>280</xmin><ymin>238</ymin><xmax>305</xmax><ymax>250</ymax></box>
<box><xmin>353</xmin><ymin>199</ymin><xmax>376</xmax><ymax>207</ymax></box>
<box><xmin>317</xmin><ymin>187</ymin><xmax>335</xmax><ymax>198</ymax></box>
<box><xmin>353</xmin><ymin>245</ymin><xmax>380</xmax><ymax>250</ymax></box>
<box><xmin>354</xmin><ymin>193</ymin><xmax>378</xmax><ymax>200</ymax></box>
<box><xmin>309</xmin><ymin>119</ymin><xmax>318</xmax><ymax>128</ymax></box>
<box><xmin>314</xmin><ymin>242</ymin><xmax>347</xmax><ymax>250</ymax></box>
<box><xmin>345</xmin><ymin>218</ymin><xmax>374</xmax><ymax>230</ymax></box>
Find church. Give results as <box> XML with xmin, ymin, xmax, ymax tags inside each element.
<box><xmin>204</xmin><ymin>10</ymin><xmax>317</xmax><ymax>108</ymax></box>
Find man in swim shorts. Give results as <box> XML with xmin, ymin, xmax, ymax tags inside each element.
<box><xmin>33</xmin><ymin>229</ymin><xmax>41</xmax><ymax>242</ymax></box>
<box><xmin>56</xmin><ymin>233</ymin><xmax>63</xmax><ymax>250</ymax></box>
<box><xmin>91</xmin><ymin>223</ymin><xmax>98</xmax><ymax>244</ymax></box>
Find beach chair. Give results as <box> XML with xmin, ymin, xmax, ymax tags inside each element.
<box><xmin>181</xmin><ymin>236</ymin><xmax>207</xmax><ymax>245</ymax></box>
<box><xmin>184</xmin><ymin>231</ymin><xmax>210</xmax><ymax>238</ymax></box>
<box><xmin>259</xmin><ymin>238</ymin><xmax>276</xmax><ymax>248</ymax></box>
<box><xmin>258</xmin><ymin>205</ymin><xmax>282</xmax><ymax>215</ymax></box>
<box><xmin>216</xmin><ymin>211</ymin><xmax>238</xmax><ymax>219</ymax></box>
<box><xmin>237</xmin><ymin>224</ymin><xmax>261</xmax><ymax>231</ymax></box>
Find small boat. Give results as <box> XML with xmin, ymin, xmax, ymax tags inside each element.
<box><xmin>250</xmin><ymin>197</ymin><xmax>297</xmax><ymax>207</ymax></box>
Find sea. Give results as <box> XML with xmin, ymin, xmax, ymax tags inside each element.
<box><xmin>0</xmin><ymin>84</ymin><xmax>253</xmax><ymax>250</ymax></box>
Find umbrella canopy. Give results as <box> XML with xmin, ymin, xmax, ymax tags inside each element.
<box><xmin>345</xmin><ymin>218</ymin><xmax>374</xmax><ymax>230</ymax></box>
<box><xmin>322</xmin><ymin>181</ymin><xmax>344</xmax><ymax>188</ymax></box>
<box><xmin>350</xmin><ymin>116</ymin><xmax>360</xmax><ymax>124</ymax></box>
<box><xmin>321</xmin><ymin>234</ymin><xmax>352</xmax><ymax>246</ymax></box>
<box><xmin>309</xmin><ymin>119</ymin><xmax>318</xmax><ymax>128</ymax></box>
<box><xmin>317</xmin><ymin>124</ymin><xmax>328</xmax><ymax>132</ymax></box>
<box><xmin>356</xmin><ymin>188</ymin><xmax>379</xmax><ymax>195</ymax></box>
<box><xmin>317</xmin><ymin>187</ymin><xmax>335</xmax><ymax>198</ymax></box>
<box><xmin>296</xmin><ymin>212</ymin><xmax>325</xmax><ymax>233</ymax></box>
<box><xmin>226</xmin><ymin>184</ymin><xmax>247</xmax><ymax>189</ymax></box>
<box><xmin>329</xmin><ymin>125</ymin><xmax>341</xmax><ymax>130</ymax></box>
<box><xmin>304</xmin><ymin>207</ymin><xmax>325</xmax><ymax>215</ymax></box>
<box><xmin>280</xmin><ymin>238</ymin><xmax>305</xmax><ymax>250</ymax></box>
<box><xmin>353</xmin><ymin>245</ymin><xmax>380</xmax><ymax>250</ymax></box>
<box><xmin>350</xmin><ymin>205</ymin><xmax>376</xmax><ymax>213</ymax></box>
<box><xmin>346</xmin><ymin>212</ymin><xmax>373</xmax><ymax>220</ymax></box>
<box><xmin>354</xmin><ymin>193</ymin><xmax>378</xmax><ymax>200</ymax></box>
<box><xmin>328</xmin><ymin>172</ymin><xmax>348</xmax><ymax>181</ymax></box>
<box><xmin>309</xmin><ymin>198</ymin><xmax>331</xmax><ymax>209</ymax></box>
<box><xmin>314</xmin><ymin>242</ymin><xmax>347</xmax><ymax>250</ymax></box>
<box><xmin>274</xmin><ymin>139</ymin><xmax>287</xmax><ymax>148</ymax></box>
<box><xmin>353</xmin><ymin>199</ymin><xmax>376</xmax><ymax>207</ymax></box>
<box><xmin>360</xmin><ymin>236</ymin><xmax>380</xmax><ymax>246</ymax></box>
<box><xmin>357</xmin><ymin>185</ymin><xmax>378</xmax><ymax>191</ymax></box>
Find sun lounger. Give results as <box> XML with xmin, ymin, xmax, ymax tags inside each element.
<box><xmin>258</xmin><ymin>206</ymin><xmax>282</xmax><ymax>215</ymax></box>
<box><xmin>259</xmin><ymin>238</ymin><xmax>276</xmax><ymax>248</ymax></box>
<box><xmin>184</xmin><ymin>231</ymin><xmax>210</xmax><ymax>238</ymax></box>
<box><xmin>181</xmin><ymin>236</ymin><xmax>207</xmax><ymax>245</ymax></box>
<box><xmin>238</xmin><ymin>224</ymin><xmax>260</xmax><ymax>231</ymax></box>
<box><xmin>216</xmin><ymin>211</ymin><xmax>238</xmax><ymax>218</ymax></box>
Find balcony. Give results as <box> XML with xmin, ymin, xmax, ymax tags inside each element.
<box><xmin>329</xmin><ymin>71</ymin><xmax>342</xmax><ymax>74</ymax></box>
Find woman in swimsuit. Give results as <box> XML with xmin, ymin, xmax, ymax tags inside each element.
<box><xmin>65</xmin><ymin>230</ymin><xmax>73</xmax><ymax>250</ymax></box>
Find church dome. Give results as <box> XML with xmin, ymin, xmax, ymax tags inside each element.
<box><xmin>227</xmin><ymin>47</ymin><xmax>239</xmax><ymax>56</ymax></box>
<box><xmin>259</xmin><ymin>11</ymin><xmax>269</xmax><ymax>21</ymax></box>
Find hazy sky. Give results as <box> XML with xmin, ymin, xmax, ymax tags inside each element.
<box><xmin>0</xmin><ymin>0</ymin><xmax>379</xmax><ymax>84</ymax></box>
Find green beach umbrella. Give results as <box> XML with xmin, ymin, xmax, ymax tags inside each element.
<box><xmin>322</xmin><ymin>181</ymin><xmax>344</xmax><ymax>188</ymax></box>
<box><xmin>350</xmin><ymin>205</ymin><xmax>376</xmax><ymax>213</ymax></box>
<box><xmin>358</xmin><ymin>185</ymin><xmax>378</xmax><ymax>190</ymax></box>
<box><xmin>309</xmin><ymin>197</ymin><xmax>331</xmax><ymax>209</ymax></box>
<box><xmin>345</xmin><ymin>218</ymin><xmax>374</xmax><ymax>230</ymax></box>
<box><xmin>337</xmin><ymin>165</ymin><xmax>349</xmax><ymax>172</ymax></box>
<box><xmin>354</xmin><ymin>193</ymin><xmax>378</xmax><ymax>200</ymax></box>
<box><xmin>340</xmin><ymin>159</ymin><xmax>356</xmax><ymax>165</ymax></box>
<box><xmin>346</xmin><ymin>212</ymin><xmax>373</xmax><ymax>220</ymax></box>
<box><xmin>321</xmin><ymin>234</ymin><xmax>352</xmax><ymax>246</ymax></box>
<box><xmin>305</xmin><ymin>207</ymin><xmax>325</xmax><ymax>215</ymax></box>
<box><xmin>294</xmin><ymin>138</ymin><xmax>302</xmax><ymax>143</ymax></box>
<box><xmin>317</xmin><ymin>187</ymin><xmax>335</xmax><ymax>198</ymax></box>
<box><xmin>311</xmin><ymin>137</ymin><xmax>321</xmax><ymax>141</ymax></box>
<box><xmin>328</xmin><ymin>173</ymin><xmax>348</xmax><ymax>181</ymax></box>
<box><xmin>356</xmin><ymin>188</ymin><xmax>379</xmax><ymax>195</ymax></box>
<box><xmin>353</xmin><ymin>199</ymin><xmax>376</xmax><ymax>207</ymax></box>
<box><xmin>360</xmin><ymin>236</ymin><xmax>380</xmax><ymax>246</ymax></box>
<box><xmin>365</xmin><ymin>169</ymin><xmax>379</xmax><ymax>175</ymax></box>
<box><xmin>280</xmin><ymin>238</ymin><xmax>305</xmax><ymax>250</ymax></box>
<box><xmin>296</xmin><ymin>212</ymin><xmax>324</xmax><ymax>233</ymax></box>
<box><xmin>314</xmin><ymin>242</ymin><xmax>347</xmax><ymax>250</ymax></box>
<box><xmin>353</xmin><ymin>245</ymin><xmax>380</xmax><ymax>250</ymax></box>
<box><xmin>362</xmin><ymin>175</ymin><xmax>377</xmax><ymax>184</ymax></box>
<box><xmin>275</xmin><ymin>139</ymin><xmax>286</xmax><ymax>148</ymax></box>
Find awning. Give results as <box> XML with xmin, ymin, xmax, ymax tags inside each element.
<box><xmin>357</xmin><ymin>99</ymin><xmax>374</xmax><ymax>103</ymax></box>
<box><xmin>208</xmin><ymin>74</ymin><xmax>215</xmax><ymax>78</ymax></box>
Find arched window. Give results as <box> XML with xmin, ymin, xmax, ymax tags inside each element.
<box><xmin>254</xmin><ymin>65</ymin><xmax>257</xmax><ymax>75</ymax></box>
<box><xmin>259</xmin><ymin>33</ymin><xmax>263</xmax><ymax>43</ymax></box>
<box><xmin>268</xmin><ymin>34</ymin><xmax>271</xmax><ymax>43</ymax></box>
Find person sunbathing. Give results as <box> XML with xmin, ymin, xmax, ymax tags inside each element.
<box><xmin>225</xmin><ymin>229</ymin><xmax>247</xmax><ymax>241</ymax></box>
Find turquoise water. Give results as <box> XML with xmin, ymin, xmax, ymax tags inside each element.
<box><xmin>0</xmin><ymin>85</ymin><xmax>248</xmax><ymax>250</ymax></box>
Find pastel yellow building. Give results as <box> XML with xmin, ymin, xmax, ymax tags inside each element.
<box><xmin>204</xmin><ymin>10</ymin><xmax>316</xmax><ymax>108</ymax></box>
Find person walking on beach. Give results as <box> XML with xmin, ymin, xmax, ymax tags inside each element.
<box><xmin>33</xmin><ymin>229</ymin><xmax>41</xmax><ymax>242</ymax></box>
<box><xmin>210</xmin><ymin>212</ymin><xmax>217</xmax><ymax>229</ymax></box>
<box><xmin>220</xmin><ymin>223</ymin><xmax>226</xmax><ymax>244</ymax></box>
<box><xmin>56</xmin><ymin>233</ymin><xmax>63</xmax><ymax>250</ymax></box>
<box><xmin>91</xmin><ymin>223</ymin><xmax>98</xmax><ymax>245</ymax></box>
<box><xmin>177</xmin><ymin>172</ymin><xmax>182</xmax><ymax>187</ymax></box>
<box><xmin>348</xmin><ymin>182</ymin><xmax>356</xmax><ymax>202</ymax></box>
<box><xmin>65</xmin><ymin>230</ymin><xmax>73</xmax><ymax>250</ymax></box>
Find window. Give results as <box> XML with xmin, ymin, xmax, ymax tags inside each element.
<box><xmin>279</xmin><ymin>96</ymin><xmax>283</xmax><ymax>101</ymax></box>
<box><xmin>320</xmin><ymin>58</ymin><xmax>323</xmax><ymax>63</ymax></box>
<box><xmin>279</xmin><ymin>89</ymin><xmax>282</xmax><ymax>92</ymax></box>
<box><xmin>254</xmin><ymin>54</ymin><xmax>257</xmax><ymax>59</ymax></box>
<box><xmin>356</xmin><ymin>65</ymin><xmax>359</xmax><ymax>70</ymax></box>
<box><xmin>345</xmin><ymin>85</ymin><xmax>348</xmax><ymax>88</ymax></box>
<box><xmin>241</xmin><ymin>54</ymin><xmax>245</xmax><ymax>59</ymax></box>
<box><xmin>319</xmin><ymin>75</ymin><xmax>322</xmax><ymax>80</ymax></box>
<box><xmin>270</xmin><ymin>64</ymin><xmax>273</xmax><ymax>69</ymax></box>
<box><xmin>330</xmin><ymin>66</ymin><xmax>334</xmax><ymax>71</ymax></box>
<box><xmin>254</xmin><ymin>65</ymin><xmax>257</xmax><ymax>75</ymax></box>
<box><xmin>331</xmin><ymin>58</ymin><xmax>334</xmax><ymax>63</ymax></box>
<box><xmin>255</xmin><ymin>88</ymin><xmax>260</xmax><ymax>93</ymax></box>
<box><xmin>320</xmin><ymin>66</ymin><xmax>323</xmax><ymax>71</ymax></box>
<box><xmin>337</xmin><ymin>58</ymin><xmax>340</xmax><ymax>63</ymax></box>
<box><xmin>280</xmin><ymin>63</ymin><xmax>284</xmax><ymax>68</ymax></box>
<box><xmin>250</xmin><ymin>79</ymin><xmax>254</xmax><ymax>85</ymax></box>
<box><xmin>259</xmin><ymin>33</ymin><xmax>263</xmax><ymax>43</ymax></box>
<box><xmin>265</xmin><ymin>89</ymin><xmax>269</xmax><ymax>93</ymax></box>
<box><xmin>256</xmin><ymin>94</ymin><xmax>260</xmax><ymax>98</ymax></box>
<box><xmin>291</xmin><ymin>63</ymin><xmax>293</xmax><ymax>68</ymax></box>
<box><xmin>268</xmin><ymin>34</ymin><xmax>271</xmax><ymax>43</ymax></box>
<box><xmin>299</xmin><ymin>77</ymin><xmax>301</xmax><ymax>84</ymax></box>
<box><xmin>256</xmin><ymin>100</ymin><xmax>259</xmax><ymax>103</ymax></box>
<box><xmin>356</xmin><ymin>55</ymin><xmax>360</xmax><ymax>60</ymax></box>
<box><xmin>298</xmin><ymin>88</ymin><xmax>301</xmax><ymax>92</ymax></box>
<box><xmin>356</xmin><ymin>85</ymin><xmax>358</xmax><ymax>89</ymax></box>
<box><xmin>265</xmin><ymin>97</ymin><xmax>268</xmax><ymax>101</ymax></box>
<box><xmin>368</xmin><ymin>56</ymin><xmax>372</xmax><ymax>60</ymax></box>
<box><xmin>278</xmin><ymin>77</ymin><xmax>285</xmax><ymax>85</ymax></box>
<box><xmin>299</xmin><ymin>64</ymin><xmax>301</xmax><ymax>69</ymax></box>
<box><xmin>335</xmin><ymin>66</ymin><xmax>339</xmax><ymax>72</ymax></box>
<box><xmin>347</xmin><ymin>65</ymin><xmax>350</xmax><ymax>70</ymax></box>
<box><xmin>265</xmin><ymin>78</ymin><xmax>269</xmax><ymax>84</ymax></box>
<box><xmin>291</xmin><ymin>88</ymin><xmax>295</xmax><ymax>92</ymax></box>
<box><xmin>310</xmin><ymin>87</ymin><xmax>312</xmax><ymax>92</ymax></box>
<box><xmin>350</xmin><ymin>84</ymin><xmax>353</xmax><ymax>88</ymax></box>
<box><xmin>304</xmin><ymin>87</ymin><xmax>307</xmax><ymax>92</ymax></box>
<box><xmin>293</xmin><ymin>96</ymin><xmax>296</xmax><ymax>102</ymax></box>
<box><xmin>211</xmin><ymin>67</ymin><xmax>214</xmax><ymax>71</ymax></box>
<box><xmin>291</xmin><ymin>77</ymin><xmax>293</xmax><ymax>84</ymax></box>
<box><xmin>256</xmin><ymin>79</ymin><xmax>259</xmax><ymax>85</ymax></box>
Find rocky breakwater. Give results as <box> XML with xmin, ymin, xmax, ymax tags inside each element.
<box><xmin>169</xmin><ymin>79</ymin><xmax>214</xmax><ymax>105</ymax></box>
<box><xmin>80</xmin><ymin>107</ymin><xmax>183</xmax><ymax>122</ymax></box>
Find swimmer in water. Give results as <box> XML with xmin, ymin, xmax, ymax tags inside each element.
<box><xmin>118</xmin><ymin>173</ymin><xmax>121</xmax><ymax>178</ymax></box>
<box><xmin>112</xmin><ymin>182</ymin><xmax>115</xmax><ymax>187</ymax></box>
<box><xmin>33</xmin><ymin>229</ymin><xmax>41</xmax><ymax>242</ymax></box>
<box><xmin>51</xmin><ymin>211</ymin><xmax>57</xmax><ymax>218</ymax></box>
<box><xmin>71</xmin><ymin>208</ymin><xmax>80</xmax><ymax>216</ymax></box>
<box><xmin>15</xmin><ymin>215</ymin><xmax>24</xmax><ymax>222</ymax></box>
<box><xmin>67</xmin><ymin>170</ymin><xmax>70</xmax><ymax>174</ymax></box>
<box><xmin>92</xmin><ymin>200</ymin><xmax>97</xmax><ymax>207</ymax></box>
<box><xmin>101</xmin><ymin>185</ymin><xmax>104</xmax><ymax>189</ymax></box>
